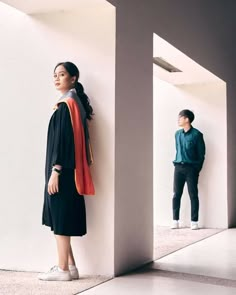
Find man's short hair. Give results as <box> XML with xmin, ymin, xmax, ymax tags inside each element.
<box><xmin>179</xmin><ymin>109</ymin><xmax>195</xmax><ymax>123</ymax></box>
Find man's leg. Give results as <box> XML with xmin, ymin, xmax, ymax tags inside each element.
<box><xmin>186</xmin><ymin>167</ymin><xmax>199</xmax><ymax>223</ymax></box>
<box><xmin>173</xmin><ymin>165</ymin><xmax>186</xmax><ymax>221</ymax></box>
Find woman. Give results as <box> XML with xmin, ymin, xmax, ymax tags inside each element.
<box><xmin>39</xmin><ymin>62</ymin><xmax>95</xmax><ymax>281</ymax></box>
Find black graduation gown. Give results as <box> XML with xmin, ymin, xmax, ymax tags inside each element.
<box><xmin>42</xmin><ymin>103</ymin><xmax>87</xmax><ymax>236</ymax></box>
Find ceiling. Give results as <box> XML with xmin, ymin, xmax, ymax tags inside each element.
<box><xmin>0</xmin><ymin>0</ymin><xmax>107</xmax><ymax>14</ymax></box>
<box><xmin>153</xmin><ymin>34</ymin><xmax>224</xmax><ymax>85</ymax></box>
<box><xmin>0</xmin><ymin>1</ymin><xmax>225</xmax><ymax>85</ymax></box>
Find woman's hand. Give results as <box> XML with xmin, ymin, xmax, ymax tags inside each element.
<box><xmin>48</xmin><ymin>171</ymin><xmax>60</xmax><ymax>195</ymax></box>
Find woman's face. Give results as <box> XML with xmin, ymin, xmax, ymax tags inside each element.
<box><xmin>53</xmin><ymin>65</ymin><xmax>75</xmax><ymax>93</ymax></box>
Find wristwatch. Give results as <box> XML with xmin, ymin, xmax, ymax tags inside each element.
<box><xmin>52</xmin><ymin>167</ymin><xmax>62</xmax><ymax>175</ymax></box>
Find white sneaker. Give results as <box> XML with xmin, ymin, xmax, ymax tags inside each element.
<box><xmin>38</xmin><ymin>266</ymin><xmax>72</xmax><ymax>281</ymax></box>
<box><xmin>191</xmin><ymin>221</ymin><xmax>199</xmax><ymax>230</ymax></box>
<box><xmin>171</xmin><ymin>220</ymin><xmax>179</xmax><ymax>229</ymax></box>
<box><xmin>69</xmin><ymin>265</ymin><xmax>79</xmax><ymax>280</ymax></box>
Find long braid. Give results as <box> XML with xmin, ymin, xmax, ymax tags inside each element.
<box><xmin>74</xmin><ymin>81</ymin><xmax>94</xmax><ymax>120</ymax></box>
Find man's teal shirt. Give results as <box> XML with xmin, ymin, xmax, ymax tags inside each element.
<box><xmin>173</xmin><ymin>126</ymin><xmax>205</xmax><ymax>171</ymax></box>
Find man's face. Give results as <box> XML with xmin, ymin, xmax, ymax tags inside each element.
<box><xmin>178</xmin><ymin>115</ymin><xmax>189</xmax><ymax>127</ymax></box>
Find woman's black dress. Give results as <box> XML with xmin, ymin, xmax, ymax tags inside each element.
<box><xmin>42</xmin><ymin>103</ymin><xmax>87</xmax><ymax>236</ymax></box>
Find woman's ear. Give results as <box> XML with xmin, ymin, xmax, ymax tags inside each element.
<box><xmin>71</xmin><ymin>77</ymin><xmax>76</xmax><ymax>85</ymax></box>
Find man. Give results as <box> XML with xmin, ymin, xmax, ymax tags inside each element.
<box><xmin>171</xmin><ymin>109</ymin><xmax>205</xmax><ymax>230</ymax></box>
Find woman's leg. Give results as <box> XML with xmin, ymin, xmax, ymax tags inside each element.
<box><xmin>68</xmin><ymin>244</ymin><xmax>76</xmax><ymax>266</ymax></box>
<box><xmin>68</xmin><ymin>243</ymin><xmax>79</xmax><ymax>279</ymax></box>
<box><xmin>54</xmin><ymin>235</ymin><xmax>70</xmax><ymax>271</ymax></box>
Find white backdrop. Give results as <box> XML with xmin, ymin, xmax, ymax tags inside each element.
<box><xmin>154</xmin><ymin>77</ymin><xmax>227</xmax><ymax>228</ymax></box>
<box><xmin>0</xmin><ymin>1</ymin><xmax>115</xmax><ymax>275</ymax></box>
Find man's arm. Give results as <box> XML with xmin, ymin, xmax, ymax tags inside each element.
<box><xmin>196</xmin><ymin>133</ymin><xmax>206</xmax><ymax>172</ymax></box>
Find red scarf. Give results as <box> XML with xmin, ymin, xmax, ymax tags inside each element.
<box><xmin>57</xmin><ymin>97</ymin><xmax>95</xmax><ymax>195</ymax></box>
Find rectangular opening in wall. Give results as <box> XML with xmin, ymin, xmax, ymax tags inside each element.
<box><xmin>153</xmin><ymin>33</ymin><xmax>227</xmax><ymax>262</ymax></box>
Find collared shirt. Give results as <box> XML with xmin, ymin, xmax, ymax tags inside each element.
<box><xmin>173</xmin><ymin>126</ymin><xmax>205</xmax><ymax>171</ymax></box>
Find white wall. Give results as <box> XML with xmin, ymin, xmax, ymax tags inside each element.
<box><xmin>0</xmin><ymin>1</ymin><xmax>116</xmax><ymax>275</ymax></box>
<box><xmin>154</xmin><ymin>76</ymin><xmax>227</xmax><ymax>228</ymax></box>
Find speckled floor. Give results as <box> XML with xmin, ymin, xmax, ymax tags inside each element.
<box><xmin>0</xmin><ymin>271</ymin><xmax>111</xmax><ymax>295</ymax></box>
<box><xmin>154</xmin><ymin>226</ymin><xmax>223</xmax><ymax>259</ymax></box>
<box><xmin>0</xmin><ymin>227</ymin><xmax>230</xmax><ymax>295</ymax></box>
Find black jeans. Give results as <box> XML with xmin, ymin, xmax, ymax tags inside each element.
<box><xmin>173</xmin><ymin>164</ymin><xmax>199</xmax><ymax>222</ymax></box>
